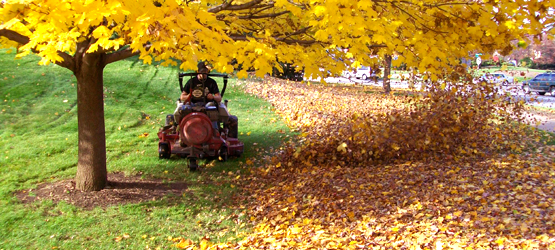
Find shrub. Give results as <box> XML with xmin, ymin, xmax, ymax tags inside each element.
<box><xmin>520</xmin><ymin>57</ymin><xmax>536</xmax><ymax>68</ymax></box>
<box><xmin>534</xmin><ymin>63</ymin><xmax>555</xmax><ymax>70</ymax></box>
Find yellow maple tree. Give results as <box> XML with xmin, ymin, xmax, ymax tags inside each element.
<box><xmin>0</xmin><ymin>0</ymin><xmax>552</xmax><ymax>190</ymax></box>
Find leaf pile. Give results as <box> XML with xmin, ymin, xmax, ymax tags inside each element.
<box><xmin>236</xmin><ymin>154</ymin><xmax>555</xmax><ymax>249</ymax></box>
<box><xmin>242</xmin><ymin>79</ymin><xmax>537</xmax><ymax>166</ymax></box>
<box><xmin>174</xmin><ymin>79</ymin><xmax>555</xmax><ymax>249</ymax></box>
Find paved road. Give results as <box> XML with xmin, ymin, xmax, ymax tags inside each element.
<box><xmin>316</xmin><ymin>76</ymin><xmax>555</xmax><ymax>132</ymax></box>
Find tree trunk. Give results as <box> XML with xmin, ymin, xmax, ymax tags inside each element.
<box><xmin>74</xmin><ymin>53</ymin><xmax>107</xmax><ymax>191</ymax></box>
<box><xmin>383</xmin><ymin>54</ymin><xmax>392</xmax><ymax>94</ymax></box>
<box><xmin>409</xmin><ymin>67</ymin><xmax>416</xmax><ymax>90</ymax></box>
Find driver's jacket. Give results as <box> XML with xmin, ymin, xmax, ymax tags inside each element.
<box><xmin>184</xmin><ymin>77</ymin><xmax>220</xmax><ymax>103</ymax></box>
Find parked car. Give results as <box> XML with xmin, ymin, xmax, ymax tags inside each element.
<box><xmin>521</xmin><ymin>71</ymin><xmax>555</xmax><ymax>95</ymax></box>
<box><xmin>355</xmin><ymin>66</ymin><xmax>377</xmax><ymax>80</ymax></box>
<box><xmin>341</xmin><ymin>68</ymin><xmax>355</xmax><ymax>78</ymax></box>
<box><xmin>479</xmin><ymin>72</ymin><xmax>514</xmax><ymax>86</ymax></box>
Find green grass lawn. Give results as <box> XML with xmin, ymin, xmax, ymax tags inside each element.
<box><xmin>475</xmin><ymin>66</ymin><xmax>547</xmax><ymax>83</ymax></box>
<box><xmin>0</xmin><ymin>49</ymin><xmax>293</xmax><ymax>248</ymax></box>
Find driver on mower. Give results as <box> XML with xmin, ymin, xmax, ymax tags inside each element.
<box><xmin>173</xmin><ymin>61</ymin><xmax>238</xmax><ymax>140</ymax></box>
<box><xmin>157</xmin><ymin>61</ymin><xmax>242</xmax><ymax>171</ymax></box>
<box><xmin>174</xmin><ymin>62</ymin><xmax>221</xmax><ymax>123</ymax></box>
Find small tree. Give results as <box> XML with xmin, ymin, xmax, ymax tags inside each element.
<box><xmin>1</xmin><ymin>0</ymin><xmax>551</xmax><ymax>190</ymax></box>
<box><xmin>383</xmin><ymin>55</ymin><xmax>393</xmax><ymax>94</ymax></box>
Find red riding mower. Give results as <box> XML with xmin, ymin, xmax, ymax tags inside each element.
<box><xmin>157</xmin><ymin>72</ymin><xmax>244</xmax><ymax>171</ymax></box>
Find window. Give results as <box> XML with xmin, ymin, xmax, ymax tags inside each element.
<box><xmin>536</xmin><ymin>74</ymin><xmax>547</xmax><ymax>81</ymax></box>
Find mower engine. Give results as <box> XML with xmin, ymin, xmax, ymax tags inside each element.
<box><xmin>180</xmin><ymin>112</ymin><xmax>214</xmax><ymax>145</ymax></box>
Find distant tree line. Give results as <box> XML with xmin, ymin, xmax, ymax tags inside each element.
<box><xmin>509</xmin><ymin>34</ymin><xmax>555</xmax><ymax>69</ymax></box>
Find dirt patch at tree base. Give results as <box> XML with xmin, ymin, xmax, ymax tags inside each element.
<box><xmin>15</xmin><ymin>172</ymin><xmax>188</xmax><ymax>210</ymax></box>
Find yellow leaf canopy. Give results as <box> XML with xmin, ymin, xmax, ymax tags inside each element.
<box><xmin>1</xmin><ymin>0</ymin><xmax>553</xmax><ymax>78</ymax></box>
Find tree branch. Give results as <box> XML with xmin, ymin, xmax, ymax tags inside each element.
<box><xmin>0</xmin><ymin>29</ymin><xmax>30</xmax><ymax>44</ymax></box>
<box><xmin>56</xmin><ymin>51</ymin><xmax>76</xmax><ymax>71</ymax></box>
<box><xmin>276</xmin><ymin>26</ymin><xmax>311</xmax><ymax>41</ymax></box>
<box><xmin>104</xmin><ymin>47</ymin><xmax>140</xmax><ymax>65</ymax></box>
<box><xmin>396</xmin><ymin>0</ymin><xmax>474</xmax><ymax>8</ymax></box>
<box><xmin>229</xmin><ymin>34</ymin><xmax>318</xmax><ymax>45</ymax></box>
<box><xmin>238</xmin><ymin>10</ymin><xmax>289</xmax><ymax>19</ymax></box>
<box><xmin>227</xmin><ymin>25</ymin><xmax>316</xmax><ymax>45</ymax></box>
<box><xmin>287</xmin><ymin>0</ymin><xmax>307</xmax><ymax>8</ymax></box>
<box><xmin>391</xmin><ymin>3</ymin><xmax>449</xmax><ymax>34</ymax></box>
<box><xmin>208</xmin><ymin>0</ymin><xmax>267</xmax><ymax>13</ymax></box>
<box><xmin>368</xmin><ymin>44</ymin><xmax>388</xmax><ymax>48</ymax></box>
<box><xmin>1</xmin><ymin>29</ymin><xmax>76</xmax><ymax>71</ymax></box>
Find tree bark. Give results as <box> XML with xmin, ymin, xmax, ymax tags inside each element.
<box><xmin>383</xmin><ymin>54</ymin><xmax>392</xmax><ymax>94</ymax></box>
<box><xmin>74</xmin><ymin>53</ymin><xmax>107</xmax><ymax>191</ymax></box>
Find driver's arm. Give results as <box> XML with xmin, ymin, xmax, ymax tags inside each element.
<box><xmin>180</xmin><ymin>91</ymin><xmax>190</xmax><ymax>103</ymax></box>
<box><xmin>213</xmin><ymin>93</ymin><xmax>221</xmax><ymax>103</ymax></box>
<box><xmin>207</xmin><ymin>93</ymin><xmax>222</xmax><ymax>103</ymax></box>
<box><xmin>180</xmin><ymin>79</ymin><xmax>193</xmax><ymax>103</ymax></box>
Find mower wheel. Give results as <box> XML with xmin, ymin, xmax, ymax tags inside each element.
<box><xmin>189</xmin><ymin>158</ymin><xmax>198</xmax><ymax>171</ymax></box>
<box><xmin>159</xmin><ymin>143</ymin><xmax>171</xmax><ymax>159</ymax></box>
<box><xmin>219</xmin><ymin>146</ymin><xmax>228</xmax><ymax>162</ymax></box>
<box><xmin>165</xmin><ymin>114</ymin><xmax>175</xmax><ymax>126</ymax></box>
<box><xmin>227</xmin><ymin>115</ymin><xmax>238</xmax><ymax>138</ymax></box>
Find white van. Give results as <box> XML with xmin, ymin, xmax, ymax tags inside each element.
<box><xmin>355</xmin><ymin>66</ymin><xmax>376</xmax><ymax>80</ymax></box>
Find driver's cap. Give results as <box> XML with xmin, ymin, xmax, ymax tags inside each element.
<box><xmin>197</xmin><ymin>61</ymin><xmax>211</xmax><ymax>73</ymax></box>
